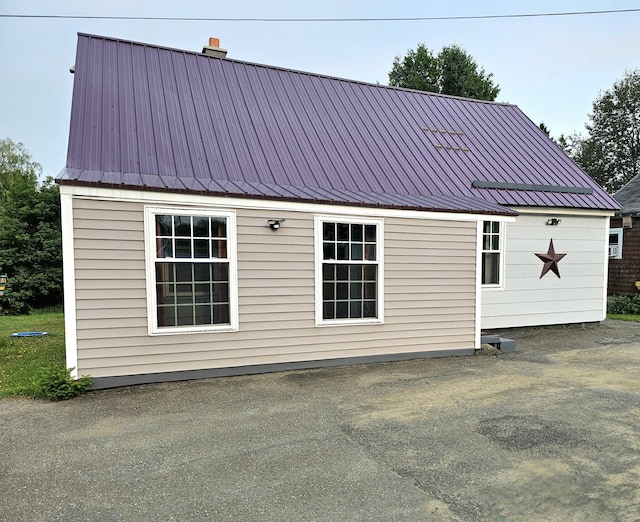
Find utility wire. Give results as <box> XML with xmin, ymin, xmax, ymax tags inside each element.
<box><xmin>1</xmin><ymin>8</ymin><xmax>640</xmax><ymax>22</ymax></box>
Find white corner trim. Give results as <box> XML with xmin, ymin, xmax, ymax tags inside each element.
<box><xmin>603</xmin><ymin>218</ymin><xmax>611</xmax><ymax>321</ymax></box>
<box><xmin>60</xmin><ymin>193</ymin><xmax>78</xmax><ymax>378</ymax></box>
<box><xmin>475</xmin><ymin>221</ymin><xmax>482</xmax><ymax>349</ymax></box>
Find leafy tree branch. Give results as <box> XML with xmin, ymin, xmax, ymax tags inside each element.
<box><xmin>561</xmin><ymin>70</ymin><xmax>640</xmax><ymax>193</ymax></box>
<box><xmin>389</xmin><ymin>43</ymin><xmax>500</xmax><ymax>101</ymax></box>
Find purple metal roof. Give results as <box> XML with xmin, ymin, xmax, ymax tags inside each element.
<box><xmin>58</xmin><ymin>34</ymin><xmax>619</xmax><ymax>214</ymax></box>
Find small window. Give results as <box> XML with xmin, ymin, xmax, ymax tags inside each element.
<box><xmin>609</xmin><ymin>228</ymin><xmax>622</xmax><ymax>259</ymax></box>
<box><xmin>482</xmin><ymin>221</ymin><xmax>502</xmax><ymax>286</ymax></box>
<box><xmin>316</xmin><ymin>216</ymin><xmax>383</xmax><ymax>325</ymax></box>
<box><xmin>145</xmin><ymin>207</ymin><xmax>237</xmax><ymax>334</ymax></box>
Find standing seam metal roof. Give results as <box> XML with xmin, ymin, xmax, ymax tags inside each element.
<box><xmin>58</xmin><ymin>34</ymin><xmax>619</xmax><ymax>214</ymax></box>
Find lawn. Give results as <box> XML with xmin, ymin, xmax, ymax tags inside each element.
<box><xmin>0</xmin><ymin>311</ymin><xmax>66</xmax><ymax>398</ymax></box>
<box><xmin>607</xmin><ymin>313</ymin><xmax>640</xmax><ymax>322</ymax></box>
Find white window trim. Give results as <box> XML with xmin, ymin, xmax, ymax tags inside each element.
<box><xmin>314</xmin><ymin>214</ymin><xmax>384</xmax><ymax>327</ymax></box>
<box><xmin>609</xmin><ymin>228</ymin><xmax>623</xmax><ymax>259</ymax></box>
<box><xmin>144</xmin><ymin>206</ymin><xmax>238</xmax><ymax>335</ymax></box>
<box><xmin>481</xmin><ymin>220</ymin><xmax>506</xmax><ymax>290</ymax></box>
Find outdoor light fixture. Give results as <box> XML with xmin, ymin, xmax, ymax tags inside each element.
<box><xmin>266</xmin><ymin>219</ymin><xmax>286</xmax><ymax>231</ymax></box>
<box><xmin>546</xmin><ymin>218</ymin><xmax>561</xmax><ymax>226</ymax></box>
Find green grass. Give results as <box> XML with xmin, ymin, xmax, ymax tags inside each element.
<box><xmin>0</xmin><ymin>311</ymin><xmax>65</xmax><ymax>398</ymax></box>
<box><xmin>607</xmin><ymin>313</ymin><xmax>640</xmax><ymax>322</ymax></box>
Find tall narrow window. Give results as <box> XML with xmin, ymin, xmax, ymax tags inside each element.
<box><xmin>146</xmin><ymin>208</ymin><xmax>237</xmax><ymax>334</ymax></box>
<box><xmin>316</xmin><ymin>216</ymin><xmax>383</xmax><ymax>325</ymax></box>
<box><xmin>482</xmin><ymin>221</ymin><xmax>502</xmax><ymax>286</ymax></box>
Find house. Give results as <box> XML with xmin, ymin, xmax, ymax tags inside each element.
<box><xmin>57</xmin><ymin>34</ymin><xmax>619</xmax><ymax>388</ymax></box>
<box><xmin>608</xmin><ymin>174</ymin><xmax>640</xmax><ymax>295</ymax></box>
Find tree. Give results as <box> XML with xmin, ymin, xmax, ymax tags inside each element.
<box><xmin>0</xmin><ymin>139</ymin><xmax>62</xmax><ymax>314</ymax></box>
<box><xmin>389</xmin><ymin>43</ymin><xmax>500</xmax><ymax>101</ymax></box>
<box><xmin>389</xmin><ymin>43</ymin><xmax>440</xmax><ymax>93</ymax></box>
<box><xmin>569</xmin><ymin>70</ymin><xmax>640</xmax><ymax>193</ymax></box>
<box><xmin>0</xmin><ymin>138</ymin><xmax>41</xmax><ymax>202</ymax></box>
<box><xmin>560</xmin><ymin>134</ymin><xmax>609</xmax><ymax>190</ymax></box>
<box><xmin>539</xmin><ymin>122</ymin><xmax>551</xmax><ymax>137</ymax></box>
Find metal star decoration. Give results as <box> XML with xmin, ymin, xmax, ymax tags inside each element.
<box><xmin>535</xmin><ymin>239</ymin><xmax>566</xmax><ymax>279</ymax></box>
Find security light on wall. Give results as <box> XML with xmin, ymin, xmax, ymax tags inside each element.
<box><xmin>266</xmin><ymin>219</ymin><xmax>286</xmax><ymax>231</ymax></box>
<box><xmin>546</xmin><ymin>218</ymin><xmax>561</xmax><ymax>226</ymax></box>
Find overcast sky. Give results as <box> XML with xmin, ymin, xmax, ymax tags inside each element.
<box><xmin>1</xmin><ymin>0</ymin><xmax>639</xmax><ymax>178</ymax></box>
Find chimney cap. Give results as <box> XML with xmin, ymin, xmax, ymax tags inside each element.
<box><xmin>202</xmin><ymin>37</ymin><xmax>228</xmax><ymax>58</ymax></box>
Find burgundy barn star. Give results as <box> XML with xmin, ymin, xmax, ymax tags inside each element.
<box><xmin>535</xmin><ymin>239</ymin><xmax>566</xmax><ymax>279</ymax></box>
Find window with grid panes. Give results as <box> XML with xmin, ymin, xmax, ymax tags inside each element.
<box><xmin>321</xmin><ymin>220</ymin><xmax>379</xmax><ymax>321</ymax></box>
<box><xmin>482</xmin><ymin>221</ymin><xmax>501</xmax><ymax>285</ymax></box>
<box><xmin>151</xmin><ymin>210</ymin><xmax>233</xmax><ymax>330</ymax></box>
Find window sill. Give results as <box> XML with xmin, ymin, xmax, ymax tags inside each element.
<box><xmin>149</xmin><ymin>325</ymin><xmax>238</xmax><ymax>336</ymax></box>
<box><xmin>316</xmin><ymin>318</ymin><xmax>383</xmax><ymax>327</ymax></box>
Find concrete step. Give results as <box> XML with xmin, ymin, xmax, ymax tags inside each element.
<box><xmin>480</xmin><ymin>335</ymin><xmax>515</xmax><ymax>352</ymax></box>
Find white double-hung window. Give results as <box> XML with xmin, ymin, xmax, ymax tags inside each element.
<box><xmin>145</xmin><ymin>207</ymin><xmax>238</xmax><ymax>334</ymax></box>
<box><xmin>315</xmin><ymin>216</ymin><xmax>384</xmax><ymax>325</ymax></box>
<box><xmin>481</xmin><ymin>221</ymin><xmax>503</xmax><ymax>286</ymax></box>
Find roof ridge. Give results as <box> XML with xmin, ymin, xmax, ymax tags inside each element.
<box><xmin>75</xmin><ymin>32</ymin><xmax>515</xmax><ymax>107</ymax></box>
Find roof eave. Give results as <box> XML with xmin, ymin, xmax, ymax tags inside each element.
<box><xmin>55</xmin><ymin>179</ymin><xmax>517</xmax><ymax>217</ymax></box>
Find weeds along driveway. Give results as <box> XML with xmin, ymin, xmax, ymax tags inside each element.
<box><xmin>2</xmin><ymin>320</ymin><xmax>640</xmax><ymax>521</ymax></box>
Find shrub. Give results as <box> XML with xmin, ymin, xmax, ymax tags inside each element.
<box><xmin>0</xmin><ymin>175</ymin><xmax>62</xmax><ymax>315</ymax></box>
<box><xmin>608</xmin><ymin>294</ymin><xmax>640</xmax><ymax>315</ymax></box>
<box><xmin>34</xmin><ymin>365</ymin><xmax>92</xmax><ymax>401</ymax></box>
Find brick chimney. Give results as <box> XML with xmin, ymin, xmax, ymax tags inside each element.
<box><xmin>202</xmin><ymin>37</ymin><xmax>228</xmax><ymax>58</ymax></box>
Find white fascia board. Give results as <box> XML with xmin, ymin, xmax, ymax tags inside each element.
<box><xmin>509</xmin><ymin>206</ymin><xmax>615</xmax><ymax>218</ymax></box>
<box><xmin>58</xmin><ymin>185</ymin><xmax>516</xmax><ymax>224</ymax></box>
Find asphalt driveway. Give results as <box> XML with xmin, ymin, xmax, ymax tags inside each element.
<box><xmin>2</xmin><ymin>320</ymin><xmax>639</xmax><ymax>521</ymax></box>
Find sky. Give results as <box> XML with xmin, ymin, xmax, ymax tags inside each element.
<box><xmin>1</xmin><ymin>0</ymin><xmax>639</xmax><ymax>178</ymax></box>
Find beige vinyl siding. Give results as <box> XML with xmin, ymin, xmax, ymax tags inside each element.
<box><xmin>481</xmin><ymin>212</ymin><xmax>608</xmax><ymax>329</ymax></box>
<box><xmin>71</xmin><ymin>197</ymin><xmax>477</xmax><ymax>378</ymax></box>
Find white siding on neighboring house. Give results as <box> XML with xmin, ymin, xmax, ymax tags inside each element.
<box><xmin>64</xmin><ymin>190</ymin><xmax>486</xmax><ymax>381</ymax></box>
<box><xmin>481</xmin><ymin>211</ymin><xmax>610</xmax><ymax>329</ymax></box>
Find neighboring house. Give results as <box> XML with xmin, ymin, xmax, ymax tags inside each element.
<box><xmin>608</xmin><ymin>174</ymin><xmax>640</xmax><ymax>295</ymax></box>
<box><xmin>57</xmin><ymin>34</ymin><xmax>619</xmax><ymax>388</ymax></box>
